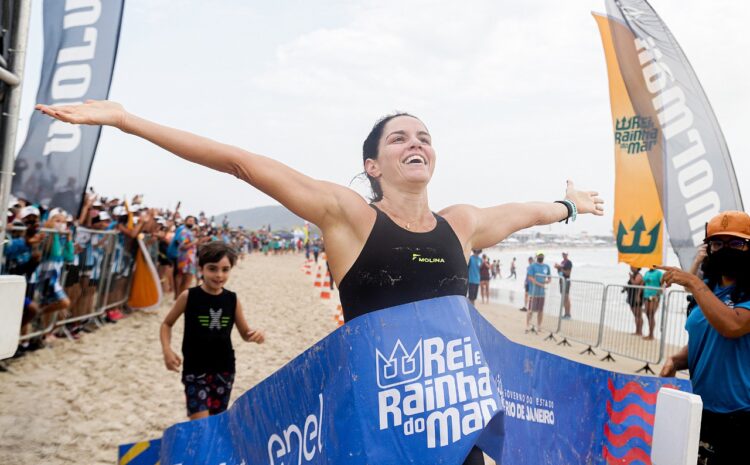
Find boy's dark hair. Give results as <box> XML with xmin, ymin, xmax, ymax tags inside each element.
<box><xmin>198</xmin><ymin>241</ymin><xmax>238</xmax><ymax>267</ymax></box>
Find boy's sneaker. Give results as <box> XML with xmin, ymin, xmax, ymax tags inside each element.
<box><xmin>519</xmin><ymin>307</ymin><xmax>527</xmax><ymax>312</ymax></box>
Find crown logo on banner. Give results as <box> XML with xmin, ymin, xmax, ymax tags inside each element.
<box><xmin>375</xmin><ymin>339</ymin><xmax>423</xmax><ymax>389</ymax></box>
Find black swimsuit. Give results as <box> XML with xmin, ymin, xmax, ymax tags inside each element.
<box><xmin>338</xmin><ymin>204</ymin><xmax>469</xmax><ymax>322</ymax></box>
<box><xmin>337</xmin><ymin>204</ymin><xmax>483</xmax><ymax>465</ymax></box>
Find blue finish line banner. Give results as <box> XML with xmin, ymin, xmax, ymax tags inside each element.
<box><xmin>118</xmin><ymin>296</ymin><xmax>690</xmax><ymax>465</ymax></box>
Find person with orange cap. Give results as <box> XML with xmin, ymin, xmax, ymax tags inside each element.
<box><xmin>658</xmin><ymin>211</ymin><xmax>750</xmax><ymax>464</ymax></box>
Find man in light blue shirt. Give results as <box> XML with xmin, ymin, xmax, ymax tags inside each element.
<box><xmin>526</xmin><ymin>252</ymin><xmax>551</xmax><ymax>332</ymax></box>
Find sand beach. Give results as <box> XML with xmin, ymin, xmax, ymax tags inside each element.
<box><xmin>0</xmin><ymin>253</ymin><xmax>680</xmax><ymax>464</ymax></box>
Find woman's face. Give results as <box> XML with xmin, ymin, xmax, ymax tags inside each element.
<box><xmin>367</xmin><ymin>116</ymin><xmax>435</xmax><ymax>191</ymax></box>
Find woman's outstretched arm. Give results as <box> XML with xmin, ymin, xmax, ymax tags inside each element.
<box><xmin>36</xmin><ymin>100</ymin><xmax>363</xmax><ymax>230</ymax></box>
<box><xmin>441</xmin><ymin>180</ymin><xmax>604</xmax><ymax>252</ymax></box>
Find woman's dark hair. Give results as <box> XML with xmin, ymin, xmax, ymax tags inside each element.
<box><xmin>198</xmin><ymin>241</ymin><xmax>238</xmax><ymax>267</ymax></box>
<box><xmin>362</xmin><ymin>112</ymin><xmax>419</xmax><ymax>202</ymax></box>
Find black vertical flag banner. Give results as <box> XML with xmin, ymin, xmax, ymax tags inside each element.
<box><xmin>12</xmin><ymin>0</ymin><xmax>124</xmax><ymax>215</ymax></box>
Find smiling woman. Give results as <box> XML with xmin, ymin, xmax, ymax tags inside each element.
<box><xmin>36</xmin><ymin>99</ymin><xmax>604</xmax><ymax>464</ymax></box>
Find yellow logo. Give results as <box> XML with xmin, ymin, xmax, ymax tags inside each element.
<box><xmin>412</xmin><ymin>253</ymin><xmax>445</xmax><ymax>264</ymax></box>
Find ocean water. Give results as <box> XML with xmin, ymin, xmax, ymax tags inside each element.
<box><xmin>484</xmin><ymin>246</ymin><xmax>682</xmax><ymax>291</ymax></box>
<box><xmin>482</xmin><ymin>245</ymin><xmax>690</xmax><ymax>352</ymax></box>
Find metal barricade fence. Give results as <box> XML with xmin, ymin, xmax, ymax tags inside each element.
<box><xmin>598</xmin><ymin>284</ymin><xmax>666</xmax><ymax>373</ymax></box>
<box><xmin>97</xmin><ymin>233</ymin><xmax>137</xmax><ymax>314</ymax></box>
<box><xmin>662</xmin><ymin>289</ymin><xmax>690</xmax><ymax>363</ymax></box>
<box><xmin>4</xmin><ymin>226</ymin><xmax>135</xmax><ymax>342</ymax></box>
<box><xmin>556</xmin><ymin>279</ymin><xmax>606</xmax><ymax>354</ymax></box>
<box><xmin>533</xmin><ymin>274</ymin><xmax>563</xmax><ymax>337</ymax></box>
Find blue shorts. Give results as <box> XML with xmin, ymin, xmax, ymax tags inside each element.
<box><xmin>182</xmin><ymin>371</ymin><xmax>235</xmax><ymax>416</ymax></box>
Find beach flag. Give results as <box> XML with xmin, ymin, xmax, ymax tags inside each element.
<box><xmin>12</xmin><ymin>0</ymin><xmax>125</xmax><ymax>216</ymax></box>
<box><xmin>118</xmin><ymin>296</ymin><xmax>691</xmax><ymax>465</ymax></box>
<box><xmin>127</xmin><ymin>236</ymin><xmax>162</xmax><ymax>311</ymax></box>
<box><xmin>594</xmin><ymin>0</ymin><xmax>743</xmax><ymax>268</ymax></box>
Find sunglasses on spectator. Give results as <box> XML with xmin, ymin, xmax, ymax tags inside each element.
<box><xmin>707</xmin><ymin>238</ymin><xmax>750</xmax><ymax>252</ymax></box>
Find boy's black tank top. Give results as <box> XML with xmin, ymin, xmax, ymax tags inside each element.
<box><xmin>338</xmin><ymin>205</ymin><xmax>468</xmax><ymax>321</ymax></box>
<box><xmin>182</xmin><ymin>286</ymin><xmax>237</xmax><ymax>373</ymax></box>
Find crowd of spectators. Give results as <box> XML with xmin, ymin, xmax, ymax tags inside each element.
<box><xmin>2</xmin><ymin>189</ymin><xmax>310</xmax><ymax>358</ymax></box>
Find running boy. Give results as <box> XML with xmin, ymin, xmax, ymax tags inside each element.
<box><xmin>160</xmin><ymin>241</ymin><xmax>265</xmax><ymax>420</ymax></box>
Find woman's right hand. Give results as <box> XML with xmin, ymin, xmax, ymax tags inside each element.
<box><xmin>163</xmin><ymin>350</ymin><xmax>182</xmax><ymax>372</ymax></box>
<box><xmin>36</xmin><ymin>100</ymin><xmax>127</xmax><ymax>128</ymax></box>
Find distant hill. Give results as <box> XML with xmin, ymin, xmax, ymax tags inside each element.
<box><xmin>215</xmin><ymin>205</ymin><xmax>316</xmax><ymax>233</ymax></box>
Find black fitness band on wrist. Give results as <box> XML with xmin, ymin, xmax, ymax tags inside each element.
<box><xmin>554</xmin><ymin>200</ymin><xmax>572</xmax><ymax>224</ymax></box>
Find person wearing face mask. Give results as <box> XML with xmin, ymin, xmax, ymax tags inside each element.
<box><xmin>658</xmin><ymin>211</ymin><xmax>750</xmax><ymax>465</ymax></box>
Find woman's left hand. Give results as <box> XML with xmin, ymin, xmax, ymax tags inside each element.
<box><xmin>565</xmin><ymin>180</ymin><xmax>605</xmax><ymax>216</ymax></box>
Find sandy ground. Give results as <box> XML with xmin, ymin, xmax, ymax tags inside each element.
<box><xmin>0</xmin><ymin>254</ymin><xmax>683</xmax><ymax>464</ymax></box>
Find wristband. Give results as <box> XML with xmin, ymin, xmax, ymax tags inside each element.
<box><xmin>554</xmin><ymin>200</ymin><xmax>571</xmax><ymax>224</ymax></box>
<box><xmin>554</xmin><ymin>200</ymin><xmax>577</xmax><ymax>224</ymax></box>
<box><xmin>567</xmin><ymin>199</ymin><xmax>577</xmax><ymax>223</ymax></box>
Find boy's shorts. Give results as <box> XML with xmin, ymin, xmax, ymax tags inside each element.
<box><xmin>182</xmin><ymin>371</ymin><xmax>235</xmax><ymax>416</ymax></box>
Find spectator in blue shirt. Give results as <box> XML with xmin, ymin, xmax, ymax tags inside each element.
<box><xmin>659</xmin><ymin>211</ymin><xmax>750</xmax><ymax>464</ymax></box>
<box><xmin>467</xmin><ymin>249</ymin><xmax>482</xmax><ymax>305</ymax></box>
<box><xmin>525</xmin><ymin>252</ymin><xmax>550</xmax><ymax>332</ymax></box>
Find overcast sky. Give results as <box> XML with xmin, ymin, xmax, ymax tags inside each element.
<box><xmin>15</xmin><ymin>0</ymin><xmax>750</xmax><ymax>235</ymax></box>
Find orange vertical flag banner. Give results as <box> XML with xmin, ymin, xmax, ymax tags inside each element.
<box><xmin>594</xmin><ymin>13</ymin><xmax>664</xmax><ymax>268</ymax></box>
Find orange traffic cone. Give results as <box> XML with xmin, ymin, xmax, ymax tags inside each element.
<box><xmin>320</xmin><ymin>272</ymin><xmax>331</xmax><ymax>299</ymax></box>
<box><xmin>314</xmin><ymin>263</ymin><xmax>323</xmax><ymax>287</ymax></box>
<box><xmin>335</xmin><ymin>304</ymin><xmax>344</xmax><ymax>326</ymax></box>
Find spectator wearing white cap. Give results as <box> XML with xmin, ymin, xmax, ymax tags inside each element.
<box><xmin>33</xmin><ymin>208</ymin><xmax>75</xmax><ymax>342</ymax></box>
